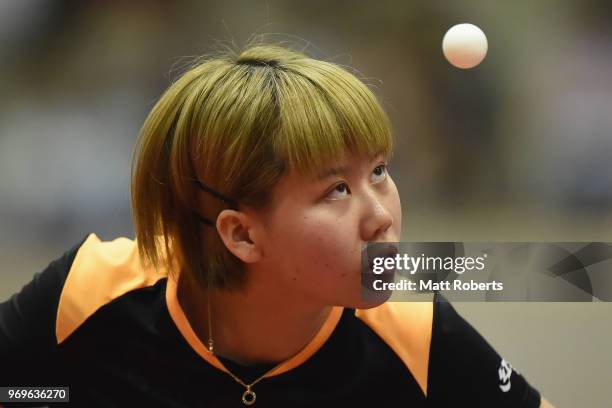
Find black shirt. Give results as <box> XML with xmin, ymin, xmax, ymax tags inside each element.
<box><xmin>0</xmin><ymin>233</ymin><xmax>541</xmax><ymax>407</ymax></box>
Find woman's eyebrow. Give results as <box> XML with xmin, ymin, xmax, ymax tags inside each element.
<box><xmin>312</xmin><ymin>165</ymin><xmax>349</xmax><ymax>182</ymax></box>
<box><xmin>311</xmin><ymin>152</ymin><xmax>385</xmax><ymax>182</ymax></box>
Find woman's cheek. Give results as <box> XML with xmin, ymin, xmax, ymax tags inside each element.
<box><xmin>315</xmin><ymin>231</ymin><xmax>358</xmax><ymax>277</ymax></box>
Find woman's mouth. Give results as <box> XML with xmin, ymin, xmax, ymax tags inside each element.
<box><xmin>366</xmin><ymin>244</ymin><xmax>399</xmax><ymax>272</ymax></box>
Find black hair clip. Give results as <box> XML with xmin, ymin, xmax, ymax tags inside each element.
<box><xmin>237</xmin><ymin>58</ymin><xmax>279</xmax><ymax>68</ymax></box>
<box><xmin>193</xmin><ymin>212</ymin><xmax>216</xmax><ymax>227</ymax></box>
<box><xmin>193</xmin><ymin>179</ymin><xmax>238</xmax><ymax>207</ymax></box>
<box><xmin>191</xmin><ymin>179</ymin><xmax>238</xmax><ymax>227</ymax></box>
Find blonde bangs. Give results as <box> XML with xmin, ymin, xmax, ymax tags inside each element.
<box><xmin>274</xmin><ymin>60</ymin><xmax>394</xmax><ymax>175</ymax></box>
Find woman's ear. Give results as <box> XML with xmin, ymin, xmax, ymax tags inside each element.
<box><xmin>215</xmin><ymin>209</ymin><xmax>263</xmax><ymax>263</ymax></box>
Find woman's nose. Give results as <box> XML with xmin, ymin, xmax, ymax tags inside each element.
<box><xmin>361</xmin><ymin>190</ymin><xmax>393</xmax><ymax>242</ymax></box>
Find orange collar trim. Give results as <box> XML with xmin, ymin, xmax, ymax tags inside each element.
<box><xmin>165</xmin><ymin>275</ymin><xmax>344</xmax><ymax>378</ymax></box>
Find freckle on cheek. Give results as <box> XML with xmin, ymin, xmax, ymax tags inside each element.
<box><xmin>341</xmin><ymin>273</ymin><xmax>347</xmax><ymax>278</ymax></box>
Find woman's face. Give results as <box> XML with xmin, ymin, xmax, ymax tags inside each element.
<box><xmin>252</xmin><ymin>151</ymin><xmax>402</xmax><ymax>308</ymax></box>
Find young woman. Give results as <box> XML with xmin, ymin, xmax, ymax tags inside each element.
<box><xmin>0</xmin><ymin>44</ymin><xmax>553</xmax><ymax>407</ymax></box>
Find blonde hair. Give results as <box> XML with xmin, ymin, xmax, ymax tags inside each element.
<box><xmin>131</xmin><ymin>43</ymin><xmax>394</xmax><ymax>290</ymax></box>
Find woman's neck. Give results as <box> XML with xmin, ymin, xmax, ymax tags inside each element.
<box><xmin>177</xmin><ymin>272</ymin><xmax>333</xmax><ymax>366</ymax></box>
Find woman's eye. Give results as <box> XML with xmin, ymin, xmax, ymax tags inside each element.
<box><xmin>326</xmin><ymin>183</ymin><xmax>350</xmax><ymax>200</ymax></box>
<box><xmin>324</xmin><ymin>164</ymin><xmax>387</xmax><ymax>201</ymax></box>
<box><xmin>371</xmin><ymin>164</ymin><xmax>388</xmax><ymax>183</ymax></box>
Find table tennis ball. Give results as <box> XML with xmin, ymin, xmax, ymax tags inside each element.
<box><xmin>442</xmin><ymin>23</ymin><xmax>488</xmax><ymax>69</ymax></box>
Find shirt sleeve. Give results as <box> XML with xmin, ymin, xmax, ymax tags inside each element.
<box><xmin>427</xmin><ymin>292</ymin><xmax>542</xmax><ymax>408</ymax></box>
<box><xmin>0</xmin><ymin>236</ymin><xmax>87</xmax><ymax>386</ymax></box>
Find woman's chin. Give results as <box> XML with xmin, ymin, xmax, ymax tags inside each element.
<box><xmin>343</xmin><ymin>288</ymin><xmax>393</xmax><ymax>310</ymax></box>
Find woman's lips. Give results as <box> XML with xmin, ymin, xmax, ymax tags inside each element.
<box><xmin>366</xmin><ymin>244</ymin><xmax>399</xmax><ymax>272</ymax></box>
<box><xmin>361</xmin><ymin>244</ymin><xmax>399</xmax><ymax>299</ymax></box>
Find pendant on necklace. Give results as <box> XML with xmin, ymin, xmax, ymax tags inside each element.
<box><xmin>242</xmin><ymin>386</ymin><xmax>256</xmax><ymax>406</ymax></box>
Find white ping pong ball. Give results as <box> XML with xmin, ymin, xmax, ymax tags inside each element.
<box><xmin>442</xmin><ymin>23</ymin><xmax>488</xmax><ymax>69</ymax></box>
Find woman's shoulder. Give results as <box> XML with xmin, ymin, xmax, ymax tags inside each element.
<box><xmin>56</xmin><ymin>233</ymin><xmax>166</xmax><ymax>343</ymax></box>
<box><xmin>355</xmin><ymin>297</ymin><xmax>434</xmax><ymax>395</ymax></box>
<box><xmin>1</xmin><ymin>233</ymin><xmax>155</xmax><ymax>359</ymax></box>
<box><xmin>354</xmin><ymin>295</ymin><xmax>541</xmax><ymax>406</ymax></box>
<box><xmin>74</xmin><ymin>232</ymin><xmax>138</xmax><ymax>266</ymax></box>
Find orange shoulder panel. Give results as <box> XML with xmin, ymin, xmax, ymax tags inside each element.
<box><xmin>56</xmin><ymin>233</ymin><xmax>166</xmax><ymax>344</ymax></box>
<box><xmin>355</xmin><ymin>299</ymin><xmax>434</xmax><ymax>396</ymax></box>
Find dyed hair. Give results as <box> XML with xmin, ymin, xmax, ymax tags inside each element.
<box><xmin>131</xmin><ymin>43</ymin><xmax>394</xmax><ymax>290</ymax></box>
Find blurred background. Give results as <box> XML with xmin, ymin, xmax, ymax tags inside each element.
<box><xmin>1</xmin><ymin>0</ymin><xmax>611</xmax><ymax>405</ymax></box>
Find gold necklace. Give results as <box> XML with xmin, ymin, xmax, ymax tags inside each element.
<box><xmin>206</xmin><ymin>289</ymin><xmax>283</xmax><ymax>406</ymax></box>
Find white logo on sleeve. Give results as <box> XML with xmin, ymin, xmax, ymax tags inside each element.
<box><xmin>498</xmin><ymin>358</ymin><xmax>513</xmax><ymax>392</ymax></box>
